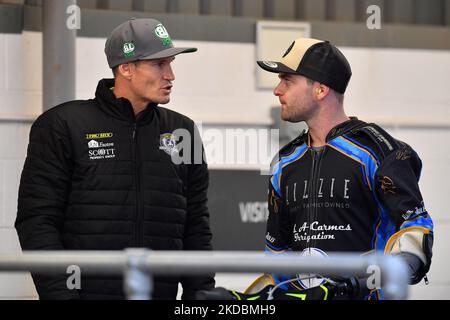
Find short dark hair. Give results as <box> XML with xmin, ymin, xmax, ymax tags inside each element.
<box><xmin>112</xmin><ymin>66</ymin><xmax>119</xmax><ymax>78</ymax></box>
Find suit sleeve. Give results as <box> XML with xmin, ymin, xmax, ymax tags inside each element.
<box><xmin>265</xmin><ymin>179</ymin><xmax>291</xmax><ymax>254</ymax></box>
<box><xmin>264</xmin><ymin>160</ymin><xmax>294</xmax><ymax>289</ymax></box>
<box><xmin>15</xmin><ymin>112</ymin><xmax>80</xmax><ymax>300</ymax></box>
<box><xmin>180</xmin><ymin>123</ymin><xmax>215</xmax><ymax>299</ymax></box>
<box><xmin>374</xmin><ymin>142</ymin><xmax>433</xmax><ymax>283</ymax></box>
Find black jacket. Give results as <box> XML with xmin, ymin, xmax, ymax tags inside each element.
<box><xmin>15</xmin><ymin>79</ymin><xmax>215</xmax><ymax>300</ymax></box>
<box><xmin>266</xmin><ymin>118</ymin><xmax>433</xmax><ymax>299</ymax></box>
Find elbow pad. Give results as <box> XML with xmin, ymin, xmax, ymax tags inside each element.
<box><xmin>386</xmin><ymin>230</ymin><xmax>433</xmax><ymax>284</ymax></box>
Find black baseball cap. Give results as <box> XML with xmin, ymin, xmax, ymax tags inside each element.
<box><xmin>257</xmin><ymin>38</ymin><xmax>352</xmax><ymax>94</ymax></box>
<box><xmin>105</xmin><ymin>18</ymin><xmax>197</xmax><ymax>68</ymax></box>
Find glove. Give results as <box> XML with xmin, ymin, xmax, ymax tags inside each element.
<box><xmin>396</xmin><ymin>252</ymin><xmax>425</xmax><ymax>284</ymax></box>
<box><xmin>230</xmin><ymin>284</ymin><xmax>332</xmax><ymax>301</ymax></box>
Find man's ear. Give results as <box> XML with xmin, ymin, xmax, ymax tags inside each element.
<box><xmin>314</xmin><ymin>84</ymin><xmax>330</xmax><ymax>100</ymax></box>
<box><xmin>117</xmin><ymin>63</ymin><xmax>133</xmax><ymax>80</ymax></box>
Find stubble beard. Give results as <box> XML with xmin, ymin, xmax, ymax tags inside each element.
<box><xmin>282</xmin><ymin>101</ymin><xmax>316</xmax><ymax>123</ymax></box>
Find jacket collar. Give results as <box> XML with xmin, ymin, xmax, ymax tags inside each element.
<box><xmin>305</xmin><ymin>117</ymin><xmax>366</xmax><ymax>146</ymax></box>
<box><xmin>94</xmin><ymin>78</ymin><xmax>157</xmax><ymax>124</ymax></box>
<box><xmin>325</xmin><ymin>117</ymin><xmax>365</xmax><ymax>141</ymax></box>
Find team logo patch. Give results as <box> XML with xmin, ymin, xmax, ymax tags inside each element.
<box><xmin>123</xmin><ymin>42</ymin><xmax>136</xmax><ymax>58</ymax></box>
<box><xmin>262</xmin><ymin>61</ymin><xmax>278</xmax><ymax>68</ymax></box>
<box><xmin>154</xmin><ymin>24</ymin><xmax>172</xmax><ymax>46</ymax></box>
<box><xmin>159</xmin><ymin>133</ymin><xmax>179</xmax><ymax>155</ymax></box>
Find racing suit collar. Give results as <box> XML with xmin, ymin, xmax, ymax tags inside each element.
<box><xmin>325</xmin><ymin>117</ymin><xmax>365</xmax><ymax>142</ymax></box>
<box><xmin>95</xmin><ymin>78</ymin><xmax>157</xmax><ymax>123</ymax></box>
<box><xmin>305</xmin><ymin>117</ymin><xmax>363</xmax><ymax>147</ymax></box>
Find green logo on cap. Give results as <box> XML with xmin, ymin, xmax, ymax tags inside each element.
<box><xmin>154</xmin><ymin>23</ymin><xmax>172</xmax><ymax>46</ymax></box>
<box><xmin>123</xmin><ymin>42</ymin><xmax>135</xmax><ymax>58</ymax></box>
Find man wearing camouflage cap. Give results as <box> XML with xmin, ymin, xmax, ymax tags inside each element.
<box><xmin>16</xmin><ymin>18</ymin><xmax>214</xmax><ymax>300</ymax></box>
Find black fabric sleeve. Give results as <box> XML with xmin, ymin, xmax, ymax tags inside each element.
<box><xmin>265</xmin><ymin>181</ymin><xmax>291</xmax><ymax>252</ymax></box>
<box><xmin>15</xmin><ymin>111</ymin><xmax>80</xmax><ymax>300</ymax></box>
<box><xmin>374</xmin><ymin>142</ymin><xmax>428</xmax><ymax>229</ymax></box>
<box><xmin>180</xmin><ymin>123</ymin><xmax>215</xmax><ymax>300</ymax></box>
<box><xmin>374</xmin><ymin>142</ymin><xmax>433</xmax><ymax>282</ymax></box>
<box><xmin>265</xmin><ymin>165</ymin><xmax>296</xmax><ymax>286</ymax></box>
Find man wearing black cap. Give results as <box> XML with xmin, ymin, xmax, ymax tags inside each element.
<box><xmin>16</xmin><ymin>19</ymin><xmax>214</xmax><ymax>300</ymax></box>
<box><xmin>255</xmin><ymin>38</ymin><xmax>434</xmax><ymax>299</ymax></box>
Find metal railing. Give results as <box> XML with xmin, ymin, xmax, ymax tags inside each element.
<box><xmin>0</xmin><ymin>249</ymin><xmax>409</xmax><ymax>300</ymax></box>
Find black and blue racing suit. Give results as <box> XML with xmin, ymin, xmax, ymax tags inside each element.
<box><xmin>265</xmin><ymin>118</ymin><xmax>434</xmax><ymax>300</ymax></box>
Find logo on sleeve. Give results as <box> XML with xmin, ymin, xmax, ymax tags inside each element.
<box><xmin>379</xmin><ymin>176</ymin><xmax>396</xmax><ymax>195</ymax></box>
<box><xmin>402</xmin><ymin>201</ymin><xmax>426</xmax><ymax>220</ymax></box>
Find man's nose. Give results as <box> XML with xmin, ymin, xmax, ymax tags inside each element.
<box><xmin>164</xmin><ymin>64</ymin><xmax>175</xmax><ymax>81</ymax></box>
<box><xmin>274</xmin><ymin>82</ymin><xmax>283</xmax><ymax>96</ymax></box>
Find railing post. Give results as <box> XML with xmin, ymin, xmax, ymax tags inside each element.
<box><xmin>124</xmin><ymin>249</ymin><xmax>152</xmax><ymax>300</ymax></box>
<box><xmin>380</xmin><ymin>255</ymin><xmax>409</xmax><ymax>300</ymax></box>
<box><xmin>42</xmin><ymin>0</ymin><xmax>76</xmax><ymax>111</ymax></box>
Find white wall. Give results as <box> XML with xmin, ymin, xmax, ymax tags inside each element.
<box><xmin>0</xmin><ymin>31</ymin><xmax>42</xmax><ymax>299</ymax></box>
<box><xmin>0</xmin><ymin>31</ymin><xmax>449</xmax><ymax>299</ymax></box>
<box><xmin>388</xmin><ymin>127</ymin><xmax>450</xmax><ymax>299</ymax></box>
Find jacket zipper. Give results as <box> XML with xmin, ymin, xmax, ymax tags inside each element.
<box><xmin>312</xmin><ymin>148</ymin><xmax>324</xmax><ymax>249</ymax></box>
<box><xmin>132</xmin><ymin>123</ymin><xmax>144</xmax><ymax>247</ymax></box>
<box><xmin>307</xmin><ymin>148</ymin><xmax>324</xmax><ymax>251</ymax></box>
<box><xmin>306</xmin><ymin>149</ymin><xmax>316</xmax><ymax>253</ymax></box>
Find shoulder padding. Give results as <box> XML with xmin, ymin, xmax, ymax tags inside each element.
<box><xmin>270</xmin><ymin>130</ymin><xmax>307</xmax><ymax>167</ymax></box>
<box><xmin>353</xmin><ymin>123</ymin><xmax>401</xmax><ymax>159</ymax></box>
<box><xmin>279</xmin><ymin>130</ymin><xmax>307</xmax><ymax>156</ymax></box>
